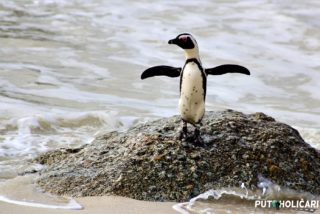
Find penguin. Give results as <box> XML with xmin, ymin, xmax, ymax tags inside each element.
<box><xmin>141</xmin><ymin>33</ymin><xmax>250</xmax><ymax>143</ymax></box>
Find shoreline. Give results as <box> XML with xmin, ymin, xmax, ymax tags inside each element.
<box><xmin>0</xmin><ymin>196</ymin><xmax>178</xmax><ymax>214</ymax></box>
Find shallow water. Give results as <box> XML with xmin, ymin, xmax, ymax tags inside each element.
<box><xmin>174</xmin><ymin>181</ymin><xmax>320</xmax><ymax>214</ymax></box>
<box><xmin>0</xmin><ymin>0</ymin><xmax>319</xmax><ymax>213</ymax></box>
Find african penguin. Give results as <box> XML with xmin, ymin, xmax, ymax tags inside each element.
<box><xmin>141</xmin><ymin>33</ymin><xmax>250</xmax><ymax>143</ymax></box>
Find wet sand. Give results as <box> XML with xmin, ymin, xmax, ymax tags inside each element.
<box><xmin>0</xmin><ymin>196</ymin><xmax>178</xmax><ymax>214</ymax></box>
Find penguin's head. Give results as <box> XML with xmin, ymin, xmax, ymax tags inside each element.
<box><xmin>168</xmin><ymin>33</ymin><xmax>198</xmax><ymax>50</ymax></box>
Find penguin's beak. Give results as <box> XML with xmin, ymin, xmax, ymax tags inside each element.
<box><xmin>168</xmin><ymin>38</ymin><xmax>177</xmax><ymax>45</ymax></box>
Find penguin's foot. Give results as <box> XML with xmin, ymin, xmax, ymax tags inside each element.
<box><xmin>179</xmin><ymin>121</ymin><xmax>188</xmax><ymax>140</ymax></box>
<box><xmin>193</xmin><ymin>128</ymin><xmax>204</xmax><ymax>145</ymax></box>
<box><xmin>179</xmin><ymin>121</ymin><xmax>204</xmax><ymax>146</ymax></box>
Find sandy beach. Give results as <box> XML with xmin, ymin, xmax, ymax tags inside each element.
<box><xmin>0</xmin><ymin>196</ymin><xmax>178</xmax><ymax>214</ymax></box>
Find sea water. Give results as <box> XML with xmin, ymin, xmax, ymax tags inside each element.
<box><xmin>0</xmin><ymin>0</ymin><xmax>319</xmax><ymax>212</ymax></box>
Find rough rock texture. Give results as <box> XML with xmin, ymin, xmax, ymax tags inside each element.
<box><xmin>34</xmin><ymin>110</ymin><xmax>320</xmax><ymax>202</ymax></box>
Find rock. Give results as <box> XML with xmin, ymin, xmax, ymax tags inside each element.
<box><xmin>34</xmin><ymin>110</ymin><xmax>320</xmax><ymax>202</ymax></box>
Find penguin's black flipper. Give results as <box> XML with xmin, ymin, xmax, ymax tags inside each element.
<box><xmin>205</xmin><ymin>64</ymin><xmax>250</xmax><ymax>76</ymax></box>
<box><xmin>141</xmin><ymin>66</ymin><xmax>181</xmax><ymax>79</ymax></box>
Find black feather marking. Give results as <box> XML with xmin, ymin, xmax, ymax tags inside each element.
<box><xmin>201</xmin><ymin>69</ymin><xmax>207</xmax><ymax>101</ymax></box>
<box><xmin>141</xmin><ymin>66</ymin><xmax>181</xmax><ymax>79</ymax></box>
<box><xmin>205</xmin><ymin>64</ymin><xmax>250</xmax><ymax>76</ymax></box>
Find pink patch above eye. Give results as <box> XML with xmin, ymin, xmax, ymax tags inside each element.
<box><xmin>179</xmin><ymin>36</ymin><xmax>188</xmax><ymax>42</ymax></box>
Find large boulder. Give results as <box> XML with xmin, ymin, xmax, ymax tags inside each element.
<box><xmin>34</xmin><ymin>110</ymin><xmax>320</xmax><ymax>202</ymax></box>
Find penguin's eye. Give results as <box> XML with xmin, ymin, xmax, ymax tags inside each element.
<box><xmin>179</xmin><ymin>36</ymin><xmax>188</xmax><ymax>43</ymax></box>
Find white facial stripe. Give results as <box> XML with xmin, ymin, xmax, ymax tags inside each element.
<box><xmin>189</xmin><ymin>36</ymin><xmax>197</xmax><ymax>45</ymax></box>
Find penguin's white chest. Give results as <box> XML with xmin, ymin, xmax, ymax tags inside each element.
<box><xmin>179</xmin><ymin>62</ymin><xmax>205</xmax><ymax>124</ymax></box>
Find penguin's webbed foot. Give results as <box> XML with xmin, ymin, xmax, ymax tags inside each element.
<box><xmin>193</xmin><ymin>127</ymin><xmax>204</xmax><ymax>146</ymax></box>
<box><xmin>179</xmin><ymin>121</ymin><xmax>204</xmax><ymax>146</ymax></box>
<box><xmin>179</xmin><ymin>121</ymin><xmax>188</xmax><ymax>140</ymax></box>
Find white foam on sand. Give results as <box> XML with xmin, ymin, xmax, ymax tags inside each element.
<box><xmin>173</xmin><ymin>188</ymin><xmax>255</xmax><ymax>214</ymax></box>
<box><xmin>0</xmin><ymin>175</ymin><xmax>83</xmax><ymax>210</ymax></box>
<box><xmin>0</xmin><ymin>196</ymin><xmax>82</xmax><ymax>210</ymax></box>
<box><xmin>173</xmin><ymin>175</ymin><xmax>319</xmax><ymax>214</ymax></box>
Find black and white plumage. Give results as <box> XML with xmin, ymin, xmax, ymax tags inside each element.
<box><xmin>141</xmin><ymin>33</ymin><xmax>250</xmax><ymax>143</ymax></box>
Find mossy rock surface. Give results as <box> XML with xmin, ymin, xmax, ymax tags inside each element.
<box><xmin>35</xmin><ymin>110</ymin><xmax>320</xmax><ymax>201</ymax></box>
